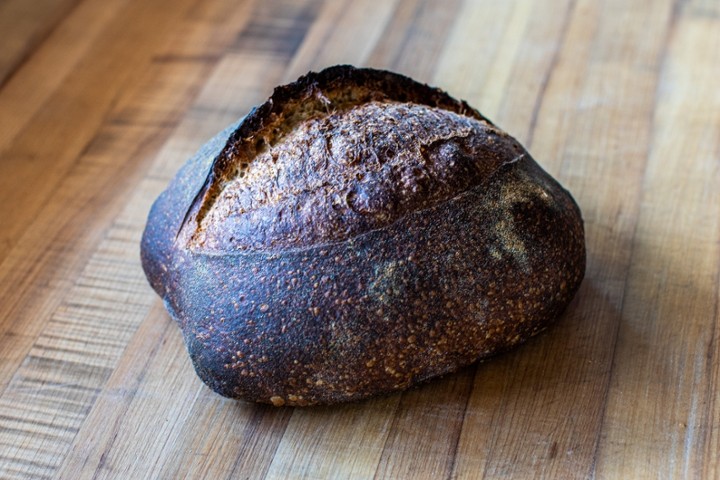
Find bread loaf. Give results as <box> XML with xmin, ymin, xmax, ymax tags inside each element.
<box><xmin>141</xmin><ymin>65</ymin><xmax>585</xmax><ymax>406</ymax></box>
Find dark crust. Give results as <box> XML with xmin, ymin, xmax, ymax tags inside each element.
<box><xmin>140</xmin><ymin>66</ymin><xmax>586</xmax><ymax>407</ymax></box>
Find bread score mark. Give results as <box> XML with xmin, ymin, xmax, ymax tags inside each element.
<box><xmin>185</xmin><ymin>100</ymin><xmax>523</xmax><ymax>252</ymax></box>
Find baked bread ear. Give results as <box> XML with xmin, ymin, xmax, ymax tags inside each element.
<box><xmin>141</xmin><ymin>65</ymin><xmax>585</xmax><ymax>406</ymax></box>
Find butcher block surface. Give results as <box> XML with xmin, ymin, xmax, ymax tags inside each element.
<box><xmin>0</xmin><ymin>0</ymin><xmax>719</xmax><ymax>478</ymax></box>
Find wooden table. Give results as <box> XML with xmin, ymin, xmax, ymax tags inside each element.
<box><xmin>1</xmin><ymin>0</ymin><xmax>719</xmax><ymax>478</ymax></box>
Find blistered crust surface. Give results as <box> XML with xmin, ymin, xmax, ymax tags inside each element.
<box><xmin>181</xmin><ymin>66</ymin><xmax>524</xmax><ymax>253</ymax></box>
<box><xmin>192</xmin><ymin>101</ymin><xmax>523</xmax><ymax>251</ymax></box>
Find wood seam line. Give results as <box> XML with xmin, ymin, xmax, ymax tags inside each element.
<box><xmin>445</xmin><ymin>364</ymin><xmax>480</xmax><ymax>480</ymax></box>
<box><xmin>702</xmin><ymin>198</ymin><xmax>720</xmax><ymax>477</ymax></box>
<box><xmin>701</xmin><ymin>81</ymin><xmax>720</xmax><ymax>480</ymax></box>
<box><xmin>228</xmin><ymin>408</ymin><xmax>293</xmax><ymax>480</ymax></box>
<box><xmin>389</xmin><ymin>0</ymin><xmax>428</xmax><ymax>69</ymax></box>
<box><xmin>524</xmin><ymin>0</ymin><xmax>578</xmax><ymax>150</ymax></box>
<box><xmin>369</xmin><ymin>399</ymin><xmax>406</xmax><ymax>480</ymax></box>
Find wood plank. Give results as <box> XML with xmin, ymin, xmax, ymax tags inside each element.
<box><xmin>0</xmin><ymin>181</ymin><xmax>153</xmax><ymax>478</ymax></box>
<box><xmin>0</xmin><ymin>0</ymin><xmax>80</xmax><ymax>86</ymax></box>
<box><xmin>0</xmin><ymin>53</ymin><xmax>213</xmax><ymax>388</ymax></box>
<box><xmin>0</xmin><ymin>0</ymin><xmax>202</xmax><ymax>262</ymax></box>
<box><xmin>431</xmin><ymin>0</ymin><xmax>520</xmax><ymax>118</ymax></box>
<box><xmin>0</xmin><ymin>0</ymin><xmax>259</xmax><ymax>382</ymax></box>
<box><xmin>372</xmin><ymin>368</ymin><xmax>474</xmax><ymax>479</ymax></box>
<box><xmin>366</xmin><ymin>0</ymin><xmax>463</xmax><ymax>83</ymax></box>
<box><xmin>264</xmin><ymin>396</ymin><xmax>399</xmax><ymax>480</ymax></box>
<box><xmin>594</xmin><ymin>11</ymin><xmax>720</xmax><ymax>478</ymax></box>
<box><xmin>53</xmin><ymin>303</ymin><xmax>173</xmax><ymax>480</ymax></box>
<box><xmin>283</xmin><ymin>0</ymin><xmax>399</xmax><ymax>82</ymax></box>
<box><xmin>519</xmin><ymin>0</ymin><xmax>599</xmax><ymax>164</ymax></box>
<box><xmin>488</xmin><ymin>0</ymin><xmax>575</xmax><ymax>143</ymax></box>
<box><xmin>1</xmin><ymin>0</ymin><xmax>720</xmax><ymax>477</ymax></box>
<box><xmin>0</xmin><ymin>0</ymin><xmax>130</xmax><ymax>194</ymax></box>
<box><xmin>451</xmin><ymin>0</ymin><xmax>678</xmax><ymax>477</ymax></box>
<box><xmin>152</xmin><ymin>393</ymin><xmax>293</xmax><ymax>480</ymax></box>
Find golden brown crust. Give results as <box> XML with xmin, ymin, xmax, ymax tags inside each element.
<box><xmin>141</xmin><ymin>66</ymin><xmax>586</xmax><ymax>406</ymax></box>
<box><xmin>193</xmin><ymin>101</ymin><xmax>524</xmax><ymax>252</ymax></box>
<box><xmin>181</xmin><ymin>66</ymin><xmax>501</xmax><ymax>252</ymax></box>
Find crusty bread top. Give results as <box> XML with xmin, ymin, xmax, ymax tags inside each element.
<box><xmin>184</xmin><ymin>65</ymin><xmax>526</xmax><ymax>252</ymax></box>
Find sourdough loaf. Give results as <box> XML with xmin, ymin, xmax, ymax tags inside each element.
<box><xmin>141</xmin><ymin>65</ymin><xmax>585</xmax><ymax>406</ymax></box>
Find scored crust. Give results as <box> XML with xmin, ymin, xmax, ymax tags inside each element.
<box><xmin>181</xmin><ymin>66</ymin><xmax>525</xmax><ymax>252</ymax></box>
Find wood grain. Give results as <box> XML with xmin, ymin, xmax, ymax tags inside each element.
<box><xmin>0</xmin><ymin>0</ymin><xmax>81</xmax><ymax>86</ymax></box>
<box><xmin>1</xmin><ymin>0</ymin><xmax>719</xmax><ymax>478</ymax></box>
